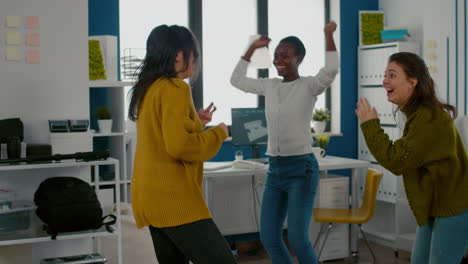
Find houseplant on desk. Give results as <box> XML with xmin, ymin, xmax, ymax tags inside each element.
<box><xmin>312</xmin><ymin>108</ymin><xmax>330</xmax><ymax>133</ymax></box>
<box><xmin>95</xmin><ymin>106</ymin><xmax>112</xmax><ymax>133</ymax></box>
<box><xmin>314</xmin><ymin>133</ymin><xmax>330</xmax><ymax>157</ymax></box>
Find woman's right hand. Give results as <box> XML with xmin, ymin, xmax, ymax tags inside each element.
<box><xmin>250</xmin><ymin>35</ymin><xmax>271</xmax><ymax>49</ymax></box>
<box><xmin>243</xmin><ymin>36</ymin><xmax>271</xmax><ymax>61</ymax></box>
<box><xmin>218</xmin><ymin>123</ymin><xmax>228</xmax><ymax>137</ymax></box>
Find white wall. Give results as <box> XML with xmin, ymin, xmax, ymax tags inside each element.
<box><xmin>380</xmin><ymin>0</ymin><xmax>468</xmax><ymax>116</ymax></box>
<box><xmin>0</xmin><ymin>0</ymin><xmax>91</xmax><ymax>262</ymax></box>
<box><xmin>0</xmin><ymin>0</ymin><xmax>89</xmax><ymax>144</ymax></box>
<box><xmin>379</xmin><ymin>0</ymin><xmax>424</xmax><ymax>46</ymax></box>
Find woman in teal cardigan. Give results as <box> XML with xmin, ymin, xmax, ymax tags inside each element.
<box><xmin>356</xmin><ymin>52</ymin><xmax>468</xmax><ymax>264</ymax></box>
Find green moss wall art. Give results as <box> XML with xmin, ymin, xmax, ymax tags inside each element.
<box><xmin>89</xmin><ymin>40</ymin><xmax>107</xmax><ymax>80</ymax></box>
<box><xmin>359</xmin><ymin>11</ymin><xmax>384</xmax><ymax>45</ymax></box>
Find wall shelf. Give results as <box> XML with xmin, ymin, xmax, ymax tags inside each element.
<box><xmin>0</xmin><ymin>225</ymin><xmax>118</xmax><ymax>246</ymax></box>
<box><xmin>89</xmin><ymin>80</ymin><xmax>133</xmax><ymax>87</ymax></box>
<box><xmin>0</xmin><ymin>158</ymin><xmax>122</xmax><ymax>263</ymax></box>
<box><xmin>0</xmin><ymin>159</ymin><xmax>117</xmax><ymax>171</ymax></box>
<box><xmin>93</xmin><ymin>132</ymin><xmax>125</xmax><ymax>137</ymax></box>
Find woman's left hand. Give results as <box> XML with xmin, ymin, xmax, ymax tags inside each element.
<box><xmin>198</xmin><ymin>102</ymin><xmax>217</xmax><ymax>126</ymax></box>
<box><xmin>324</xmin><ymin>21</ymin><xmax>337</xmax><ymax>35</ymax></box>
<box><xmin>355</xmin><ymin>98</ymin><xmax>379</xmax><ymax>123</ymax></box>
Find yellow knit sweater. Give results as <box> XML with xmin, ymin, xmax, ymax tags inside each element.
<box><xmin>131</xmin><ymin>78</ymin><xmax>227</xmax><ymax>228</ymax></box>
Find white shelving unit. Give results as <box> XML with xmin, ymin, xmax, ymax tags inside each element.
<box><xmin>89</xmin><ymin>80</ymin><xmax>133</xmax><ymax>203</ymax></box>
<box><xmin>0</xmin><ymin>158</ymin><xmax>121</xmax><ymax>263</ymax></box>
<box><xmin>357</xmin><ymin>42</ymin><xmax>419</xmax><ymax>254</ymax></box>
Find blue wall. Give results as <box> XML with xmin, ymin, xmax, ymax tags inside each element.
<box><xmin>324</xmin><ymin>0</ymin><xmax>379</xmax><ymax>160</ymax></box>
<box><xmin>88</xmin><ymin>0</ymin><xmax>120</xmax><ymax>130</ymax></box>
<box><xmin>88</xmin><ymin>0</ymin><xmax>119</xmax><ymax>36</ymax></box>
<box><xmin>88</xmin><ymin>0</ymin><xmax>379</xmax><ymax>160</ymax></box>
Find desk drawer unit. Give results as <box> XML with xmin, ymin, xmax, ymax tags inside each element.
<box><xmin>314</xmin><ymin>176</ymin><xmax>349</xmax><ymax>261</ymax></box>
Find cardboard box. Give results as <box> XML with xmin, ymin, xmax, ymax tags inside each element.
<box><xmin>49</xmin><ymin>132</ymin><xmax>92</xmax><ymax>155</ymax></box>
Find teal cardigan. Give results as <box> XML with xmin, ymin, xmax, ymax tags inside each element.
<box><xmin>361</xmin><ymin>106</ymin><xmax>468</xmax><ymax>226</ymax></box>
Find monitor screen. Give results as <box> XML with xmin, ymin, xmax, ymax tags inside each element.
<box><xmin>231</xmin><ymin>108</ymin><xmax>268</xmax><ymax>146</ymax></box>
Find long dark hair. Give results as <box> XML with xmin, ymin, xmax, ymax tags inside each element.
<box><xmin>390</xmin><ymin>52</ymin><xmax>457</xmax><ymax>119</ymax></box>
<box><xmin>127</xmin><ymin>25</ymin><xmax>200</xmax><ymax>121</ymax></box>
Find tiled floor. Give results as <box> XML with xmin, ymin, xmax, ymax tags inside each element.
<box><xmin>235</xmin><ymin>240</ymin><xmax>412</xmax><ymax>264</ymax></box>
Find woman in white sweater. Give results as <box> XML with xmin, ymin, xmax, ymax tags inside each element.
<box><xmin>230</xmin><ymin>22</ymin><xmax>339</xmax><ymax>264</ymax></box>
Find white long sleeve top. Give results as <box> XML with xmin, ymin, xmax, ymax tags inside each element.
<box><xmin>230</xmin><ymin>51</ymin><xmax>339</xmax><ymax>156</ymax></box>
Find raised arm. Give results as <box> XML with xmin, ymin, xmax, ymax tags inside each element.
<box><xmin>231</xmin><ymin>36</ymin><xmax>272</xmax><ymax>96</ymax></box>
<box><xmin>307</xmin><ymin>22</ymin><xmax>339</xmax><ymax>95</ymax></box>
<box><xmin>325</xmin><ymin>21</ymin><xmax>337</xmax><ymax>52</ymax></box>
<box><xmin>242</xmin><ymin>35</ymin><xmax>271</xmax><ymax>61</ymax></box>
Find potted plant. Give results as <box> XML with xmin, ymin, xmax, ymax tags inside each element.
<box><xmin>95</xmin><ymin>106</ymin><xmax>112</xmax><ymax>133</ymax></box>
<box><xmin>314</xmin><ymin>133</ymin><xmax>330</xmax><ymax>157</ymax></box>
<box><xmin>312</xmin><ymin>108</ymin><xmax>330</xmax><ymax>133</ymax></box>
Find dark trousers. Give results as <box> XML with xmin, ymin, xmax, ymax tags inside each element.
<box><xmin>149</xmin><ymin>218</ymin><xmax>237</xmax><ymax>264</ymax></box>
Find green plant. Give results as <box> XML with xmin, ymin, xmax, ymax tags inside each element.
<box><xmin>360</xmin><ymin>12</ymin><xmax>384</xmax><ymax>45</ymax></box>
<box><xmin>95</xmin><ymin>106</ymin><xmax>112</xmax><ymax>120</ymax></box>
<box><xmin>89</xmin><ymin>40</ymin><xmax>107</xmax><ymax>80</ymax></box>
<box><xmin>312</xmin><ymin>108</ymin><xmax>331</xmax><ymax>122</ymax></box>
<box><xmin>314</xmin><ymin>133</ymin><xmax>330</xmax><ymax>149</ymax></box>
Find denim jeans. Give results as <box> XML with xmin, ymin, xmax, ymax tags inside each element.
<box><xmin>260</xmin><ymin>154</ymin><xmax>319</xmax><ymax>264</ymax></box>
<box><xmin>411</xmin><ymin>209</ymin><xmax>468</xmax><ymax>264</ymax></box>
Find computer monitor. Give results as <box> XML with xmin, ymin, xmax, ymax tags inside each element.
<box><xmin>231</xmin><ymin>108</ymin><xmax>268</xmax><ymax>147</ymax></box>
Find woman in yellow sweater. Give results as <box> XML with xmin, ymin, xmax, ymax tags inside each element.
<box><xmin>127</xmin><ymin>25</ymin><xmax>235</xmax><ymax>264</ymax></box>
<box><xmin>356</xmin><ymin>52</ymin><xmax>468</xmax><ymax>264</ymax></box>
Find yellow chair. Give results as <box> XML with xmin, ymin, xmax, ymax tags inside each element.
<box><xmin>313</xmin><ymin>168</ymin><xmax>383</xmax><ymax>263</ymax></box>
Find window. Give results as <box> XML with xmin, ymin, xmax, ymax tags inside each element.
<box><xmin>269</xmin><ymin>0</ymin><xmax>326</xmax><ymax>111</ymax></box>
<box><xmin>119</xmin><ymin>0</ymin><xmax>188</xmax><ymax>117</ymax></box>
<box><xmin>202</xmin><ymin>0</ymin><xmax>258</xmax><ymax>125</ymax></box>
<box><xmin>119</xmin><ymin>1</ymin><xmax>335</xmax><ymax>129</ymax></box>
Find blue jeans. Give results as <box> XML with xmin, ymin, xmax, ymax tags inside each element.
<box><xmin>411</xmin><ymin>209</ymin><xmax>468</xmax><ymax>264</ymax></box>
<box><xmin>260</xmin><ymin>154</ymin><xmax>319</xmax><ymax>264</ymax></box>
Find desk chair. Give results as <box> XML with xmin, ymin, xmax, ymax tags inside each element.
<box><xmin>313</xmin><ymin>168</ymin><xmax>383</xmax><ymax>263</ymax></box>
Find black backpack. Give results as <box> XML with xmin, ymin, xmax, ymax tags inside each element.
<box><xmin>34</xmin><ymin>177</ymin><xmax>116</xmax><ymax>239</ymax></box>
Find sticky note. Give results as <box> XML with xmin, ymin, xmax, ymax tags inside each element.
<box><xmin>26</xmin><ymin>49</ymin><xmax>40</xmax><ymax>64</ymax></box>
<box><xmin>426</xmin><ymin>52</ymin><xmax>437</xmax><ymax>61</ymax></box>
<box><xmin>25</xmin><ymin>16</ymin><xmax>39</xmax><ymax>29</ymax></box>
<box><xmin>428</xmin><ymin>65</ymin><xmax>437</xmax><ymax>73</ymax></box>
<box><xmin>427</xmin><ymin>40</ymin><xmax>437</xmax><ymax>49</ymax></box>
<box><xmin>26</xmin><ymin>33</ymin><xmax>40</xmax><ymax>46</ymax></box>
<box><xmin>5</xmin><ymin>32</ymin><xmax>21</xmax><ymax>45</ymax></box>
<box><xmin>6</xmin><ymin>16</ymin><xmax>21</xmax><ymax>27</ymax></box>
<box><xmin>5</xmin><ymin>47</ymin><xmax>21</xmax><ymax>61</ymax></box>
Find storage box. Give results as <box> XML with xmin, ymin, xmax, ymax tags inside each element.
<box><xmin>49</xmin><ymin>132</ymin><xmax>92</xmax><ymax>154</ymax></box>
<box><xmin>0</xmin><ymin>201</ymin><xmax>34</xmax><ymax>232</ymax></box>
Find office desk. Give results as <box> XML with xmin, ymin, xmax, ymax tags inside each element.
<box><xmin>204</xmin><ymin>155</ymin><xmax>371</xmax><ymax>255</ymax></box>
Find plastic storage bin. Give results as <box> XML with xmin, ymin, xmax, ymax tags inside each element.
<box><xmin>0</xmin><ymin>201</ymin><xmax>34</xmax><ymax>232</ymax></box>
<box><xmin>40</xmin><ymin>253</ymin><xmax>107</xmax><ymax>263</ymax></box>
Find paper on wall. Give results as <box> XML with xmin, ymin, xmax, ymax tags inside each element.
<box><xmin>26</xmin><ymin>49</ymin><xmax>40</xmax><ymax>64</ymax></box>
<box><xmin>246</xmin><ymin>35</ymin><xmax>272</xmax><ymax>69</ymax></box>
<box><xmin>26</xmin><ymin>33</ymin><xmax>40</xmax><ymax>46</ymax></box>
<box><xmin>5</xmin><ymin>32</ymin><xmax>21</xmax><ymax>45</ymax></box>
<box><xmin>6</xmin><ymin>16</ymin><xmax>21</xmax><ymax>27</ymax></box>
<box><xmin>5</xmin><ymin>47</ymin><xmax>21</xmax><ymax>61</ymax></box>
<box><xmin>25</xmin><ymin>16</ymin><xmax>39</xmax><ymax>29</ymax></box>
